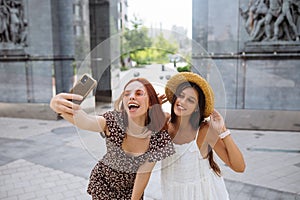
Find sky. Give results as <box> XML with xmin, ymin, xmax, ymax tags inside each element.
<box><xmin>127</xmin><ymin>0</ymin><xmax>192</xmax><ymax>37</ymax></box>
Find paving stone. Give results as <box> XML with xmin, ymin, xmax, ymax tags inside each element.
<box><xmin>0</xmin><ymin>159</ymin><xmax>90</xmax><ymax>200</ymax></box>
<box><xmin>1</xmin><ymin>116</ymin><xmax>300</xmax><ymax>200</ymax></box>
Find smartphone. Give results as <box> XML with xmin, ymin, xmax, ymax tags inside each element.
<box><xmin>69</xmin><ymin>73</ymin><xmax>97</xmax><ymax>104</ymax></box>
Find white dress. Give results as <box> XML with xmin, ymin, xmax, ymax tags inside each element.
<box><xmin>161</xmin><ymin>129</ymin><xmax>230</xmax><ymax>200</ymax></box>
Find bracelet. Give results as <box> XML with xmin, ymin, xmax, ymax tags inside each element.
<box><xmin>219</xmin><ymin>129</ymin><xmax>231</xmax><ymax>139</ymax></box>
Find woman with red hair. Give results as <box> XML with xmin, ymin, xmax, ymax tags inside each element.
<box><xmin>50</xmin><ymin>77</ymin><xmax>175</xmax><ymax>200</ymax></box>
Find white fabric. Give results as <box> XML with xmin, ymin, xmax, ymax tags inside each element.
<box><xmin>161</xmin><ymin>129</ymin><xmax>230</xmax><ymax>200</ymax></box>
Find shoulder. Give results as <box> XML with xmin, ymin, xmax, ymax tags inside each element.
<box><xmin>196</xmin><ymin>122</ymin><xmax>209</xmax><ymax>142</ymax></box>
<box><xmin>200</xmin><ymin>121</ymin><xmax>209</xmax><ymax>133</ymax></box>
<box><xmin>151</xmin><ymin>129</ymin><xmax>172</xmax><ymax>146</ymax></box>
<box><xmin>101</xmin><ymin>110</ymin><xmax>125</xmax><ymax>137</ymax></box>
<box><xmin>148</xmin><ymin>129</ymin><xmax>175</xmax><ymax>162</ymax></box>
<box><xmin>167</xmin><ymin>122</ymin><xmax>176</xmax><ymax>139</ymax></box>
<box><xmin>102</xmin><ymin>110</ymin><xmax>122</xmax><ymax>120</ymax></box>
<box><xmin>102</xmin><ymin>110</ymin><xmax>124</xmax><ymax>130</ymax></box>
<box><xmin>164</xmin><ymin>112</ymin><xmax>171</xmax><ymax>120</ymax></box>
<box><xmin>200</xmin><ymin>121</ymin><xmax>209</xmax><ymax>132</ymax></box>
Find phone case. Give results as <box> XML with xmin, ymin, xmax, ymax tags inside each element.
<box><xmin>69</xmin><ymin>73</ymin><xmax>97</xmax><ymax>104</ymax></box>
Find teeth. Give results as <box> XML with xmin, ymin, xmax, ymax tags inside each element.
<box><xmin>128</xmin><ymin>103</ymin><xmax>140</xmax><ymax>109</ymax></box>
<box><xmin>177</xmin><ymin>105</ymin><xmax>185</xmax><ymax>110</ymax></box>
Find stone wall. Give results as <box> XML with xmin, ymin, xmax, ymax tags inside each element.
<box><xmin>0</xmin><ymin>0</ymin><xmax>52</xmax><ymax>103</ymax></box>
<box><xmin>0</xmin><ymin>0</ymin><xmax>75</xmax><ymax>104</ymax></box>
<box><xmin>192</xmin><ymin>0</ymin><xmax>300</xmax><ymax>111</ymax></box>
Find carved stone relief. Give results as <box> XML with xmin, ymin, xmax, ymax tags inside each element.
<box><xmin>0</xmin><ymin>0</ymin><xmax>27</xmax><ymax>48</ymax></box>
<box><xmin>240</xmin><ymin>0</ymin><xmax>300</xmax><ymax>42</ymax></box>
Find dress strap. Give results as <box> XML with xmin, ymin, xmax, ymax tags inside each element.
<box><xmin>195</xmin><ymin>127</ymin><xmax>200</xmax><ymax>141</ymax></box>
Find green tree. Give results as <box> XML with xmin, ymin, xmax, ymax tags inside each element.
<box><xmin>122</xmin><ymin>17</ymin><xmax>152</xmax><ymax>66</ymax></box>
<box><xmin>122</xmin><ymin>16</ymin><xmax>180</xmax><ymax>66</ymax></box>
<box><xmin>152</xmin><ymin>32</ymin><xmax>179</xmax><ymax>63</ymax></box>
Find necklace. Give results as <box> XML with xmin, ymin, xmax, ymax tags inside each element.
<box><xmin>126</xmin><ymin>127</ymin><xmax>151</xmax><ymax>139</ymax></box>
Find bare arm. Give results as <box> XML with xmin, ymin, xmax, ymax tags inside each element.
<box><xmin>206</xmin><ymin>110</ymin><xmax>246</xmax><ymax>172</ymax></box>
<box><xmin>131</xmin><ymin>161</ymin><xmax>156</xmax><ymax>200</ymax></box>
<box><xmin>213</xmin><ymin>131</ymin><xmax>246</xmax><ymax>172</ymax></box>
<box><xmin>50</xmin><ymin>93</ymin><xmax>106</xmax><ymax>132</ymax></box>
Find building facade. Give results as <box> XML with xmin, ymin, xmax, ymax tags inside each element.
<box><xmin>0</xmin><ymin>0</ymin><xmax>127</xmax><ymax>119</ymax></box>
<box><xmin>192</xmin><ymin>0</ymin><xmax>300</xmax><ymax>112</ymax></box>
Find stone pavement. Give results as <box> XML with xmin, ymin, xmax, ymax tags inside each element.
<box><xmin>0</xmin><ymin>103</ymin><xmax>300</xmax><ymax>200</ymax></box>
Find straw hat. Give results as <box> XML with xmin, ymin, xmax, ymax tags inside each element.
<box><xmin>165</xmin><ymin>72</ymin><xmax>214</xmax><ymax>118</ymax></box>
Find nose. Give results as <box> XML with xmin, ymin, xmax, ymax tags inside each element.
<box><xmin>129</xmin><ymin>92</ymin><xmax>135</xmax><ymax>100</ymax></box>
<box><xmin>177</xmin><ymin>97</ymin><xmax>183</xmax><ymax>104</ymax></box>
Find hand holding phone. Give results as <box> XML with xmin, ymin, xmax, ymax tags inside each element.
<box><xmin>69</xmin><ymin>74</ymin><xmax>97</xmax><ymax>104</ymax></box>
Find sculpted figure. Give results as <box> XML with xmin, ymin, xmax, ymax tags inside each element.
<box><xmin>273</xmin><ymin>0</ymin><xmax>300</xmax><ymax>40</ymax></box>
<box><xmin>264</xmin><ymin>0</ymin><xmax>282</xmax><ymax>41</ymax></box>
<box><xmin>0</xmin><ymin>0</ymin><xmax>10</xmax><ymax>42</ymax></box>
<box><xmin>7</xmin><ymin>0</ymin><xmax>20</xmax><ymax>44</ymax></box>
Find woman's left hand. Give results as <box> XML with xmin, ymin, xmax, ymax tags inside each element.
<box><xmin>157</xmin><ymin>93</ymin><xmax>168</xmax><ymax>104</ymax></box>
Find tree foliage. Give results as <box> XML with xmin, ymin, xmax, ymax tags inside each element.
<box><xmin>122</xmin><ymin>16</ymin><xmax>179</xmax><ymax>66</ymax></box>
<box><xmin>151</xmin><ymin>32</ymin><xmax>178</xmax><ymax>63</ymax></box>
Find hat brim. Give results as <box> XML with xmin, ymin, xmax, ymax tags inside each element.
<box><xmin>165</xmin><ymin>72</ymin><xmax>214</xmax><ymax>118</ymax></box>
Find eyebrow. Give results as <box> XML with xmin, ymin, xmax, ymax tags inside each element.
<box><xmin>124</xmin><ymin>88</ymin><xmax>147</xmax><ymax>95</ymax></box>
<box><xmin>188</xmin><ymin>96</ymin><xmax>197</xmax><ymax>101</ymax></box>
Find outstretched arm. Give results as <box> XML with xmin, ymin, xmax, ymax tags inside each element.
<box><xmin>207</xmin><ymin>110</ymin><xmax>246</xmax><ymax>173</ymax></box>
<box><xmin>50</xmin><ymin>93</ymin><xmax>106</xmax><ymax>133</ymax></box>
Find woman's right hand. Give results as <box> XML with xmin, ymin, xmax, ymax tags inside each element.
<box><xmin>50</xmin><ymin>93</ymin><xmax>83</xmax><ymax>115</ymax></box>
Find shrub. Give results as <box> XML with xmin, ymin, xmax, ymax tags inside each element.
<box><xmin>177</xmin><ymin>65</ymin><xmax>191</xmax><ymax>72</ymax></box>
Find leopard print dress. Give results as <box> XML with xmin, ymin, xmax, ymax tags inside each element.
<box><xmin>87</xmin><ymin>110</ymin><xmax>175</xmax><ymax>200</ymax></box>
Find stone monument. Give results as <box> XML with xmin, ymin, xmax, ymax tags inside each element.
<box><xmin>192</xmin><ymin>0</ymin><xmax>300</xmax><ymax>130</ymax></box>
<box><xmin>0</xmin><ymin>0</ymin><xmax>75</xmax><ymax>119</ymax></box>
<box><xmin>0</xmin><ymin>0</ymin><xmax>27</xmax><ymax>54</ymax></box>
<box><xmin>239</xmin><ymin>0</ymin><xmax>300</xmax><ymax>52</ymax></box>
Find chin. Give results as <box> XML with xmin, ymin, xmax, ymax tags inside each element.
<box><xmin>128</xmin><ymin>110</ymin><xmax>146</xmax><ymax>117</ymax></box>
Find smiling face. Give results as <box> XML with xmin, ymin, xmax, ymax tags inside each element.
<box><xmin>174</xmin><ymin>87</ymin><xmax>199</xmax><ymax>118</ymax></box>
<box><xmin>122</xmin><ymin>81</ymin><xmax>149</xmax><ymax>119</ymax></box>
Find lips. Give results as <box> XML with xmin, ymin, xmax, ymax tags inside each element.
<box><xmin>176</xmin><ymin>103</ymin><xmax>186</xmax><ymax>111</ymax></box>
<box><xmin>128</xmin><ymin>103</ymin><xmax>140</xmax><ymax>111</ymax></box>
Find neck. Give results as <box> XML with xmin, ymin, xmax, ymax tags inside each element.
<box><xmin>175</xmin><ymin>116</ymin><xmax>190</xmax><ymax>129</ymax></box>
<box><xmin>171</xmin><ymin>117</ymin><xmax>197</xmax><ymax>142</ymax></box>
<box><xmin>172</xmin><ymin>116</ymin><xmax>195</xmax><ymax>135</ymax></box>
<box><xmin>127</xmin><ymin>116</ymin><xmax>147</xmax><ymax>133</ymax></box>
<box><xmin>127</xmin><ymin>121</ymin><xmax>150</xmax><ymax>139</ymax></box>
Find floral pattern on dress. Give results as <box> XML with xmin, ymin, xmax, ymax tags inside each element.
<box><xmin>87</xmin><ymin>110</ymin><xmax>175</xmax><ymax>200</ymax></box>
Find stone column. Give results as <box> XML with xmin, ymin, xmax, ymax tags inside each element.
<box><xmin>51</xmin><ymin>0</ymin><xmax>75</xmax><ymax>93</ymax></box>
<box><xmin>89</xmin><ymin>0</ymin><xmax>111</xmax><ymax>102</ymax></box>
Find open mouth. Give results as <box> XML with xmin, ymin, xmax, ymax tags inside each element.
<box><xmin>128</xmin><ymin>103</ymin><xmax>140</xmax><ymax>111</ymax></box>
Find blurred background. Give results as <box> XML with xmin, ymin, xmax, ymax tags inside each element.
<box><xmin>0</xmin><ymin>1</ymin><xmax>300</xmax><ymax>199</ymax></box>
<box><xmin>0</xmin><ymin>0</ymin><xmax>299</xmax><ymax>131</ymax></box>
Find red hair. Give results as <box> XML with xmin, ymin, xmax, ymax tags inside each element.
<box><xmin>115</xmin><ymin>78</ymin><xmax>167</xmax><ymax>131</ymax></box>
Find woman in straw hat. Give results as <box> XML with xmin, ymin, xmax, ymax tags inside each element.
<box><xmin>160</xmin><ymin>72</ymin><xmax>245</xmax><ymax>200</ymax></box>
